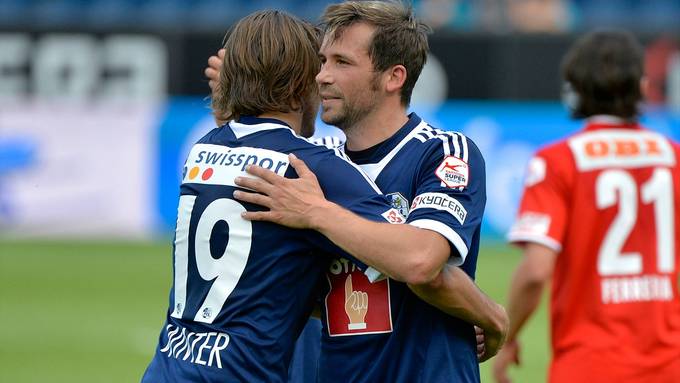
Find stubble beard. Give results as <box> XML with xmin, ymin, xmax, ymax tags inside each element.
<box><xmin>322</xmin><ymin>92</ymin><xmax>379</xmax><ymax>133</ymax></box>
<box><xmin>322</xmin><ymin>74</ymin><xmax>381</xmax><ymax>133</ymax></box>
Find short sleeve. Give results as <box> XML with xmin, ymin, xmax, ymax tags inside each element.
<box><xmin>507</xmin><ymin>149</ymin><xmax>571</xmax><ymax>252</ymax></box>
<box><xmin>406</xmin><ymin>133</ymin><xmax>486</xmax><ymax>266</ymax></box>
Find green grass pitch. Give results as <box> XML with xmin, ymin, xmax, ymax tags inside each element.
<box><xmin>0</xmin><ymin>240</ymin><xmax>549</xmax><ymax>382</ymax></box>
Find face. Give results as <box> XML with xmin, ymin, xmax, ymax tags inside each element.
<box><xmin>316</xmin><ymin>22</ymin><xmax>383</xmax><ymax>131</ymax></box>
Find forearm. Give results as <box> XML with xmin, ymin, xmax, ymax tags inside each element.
<box><xmin>310</xmin><ymin>202</ymin><xmax>448</xmax><ymax>285</ymax></box>
<box><xmin>409</xmin><ymin>264</ymin><xmax>508</xmax><ymax>336</ymax></box>
<box><xmin>505</xmin><ymin>263</ymin><xmax>546</xmax><ymax>342</ymax></box>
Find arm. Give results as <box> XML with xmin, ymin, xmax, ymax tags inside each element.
<box><xmin>235</xmin><ymin>154</ymin><xmax>508</xmax><ymax>352</ymax></box>
<box><xmin>492</xmin><ymin>242</ymin><xmax>556</xmax><ymax>383</ymax></box>
<box><xmin>409</xmin><ymin>264</ymin><xmax>508</xmax><ymax>362</ymax></box>
<box><xmin>233</xmin><ymin>154</ymin><xmax>449</xmax><ymax>285</ymax></box>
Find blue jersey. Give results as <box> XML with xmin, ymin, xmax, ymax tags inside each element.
<box><xmin>319</xmin><ymin>113</ymin><xmax>486</xmax><ymax>383</ymax></box>
<box><xmin>142</xmin><ymin>117</ymin><xmax>394</xmax><ymax>383</ymax></box>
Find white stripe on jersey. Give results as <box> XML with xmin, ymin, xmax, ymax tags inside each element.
<box><xmin>438</xmin><ymin>135</ymin><xmax>451</xmax><ymax>157</ymax></box>
<box><xmin>230</xmin><ymin>120</ymin><xmax>297</xmax><ymax>139</ymax></box>
<box><xmin>228</xmin><ymin>120</ymin><xmax>383</xmax><ymax>195</ymax></box>
<box><xmin>460</xmin><ymin>132</ymin><xmax>469</xmax><ymax>163</ymax></box>
<box><xmin>428</xmin><ymin>128</ymin><xmax>468</xmax><ymax>189</ymax></box>
<box><xmin>357</xmin><ymin>121</ymin><xmax>471</xmax><ymax>182</ymax></box>
<box><xmin>416</xmin><ymin>125</ymin><xmax>438</xmax><ymax>142</ymax></box>
<box><xmin>409</xmin><ymin>218</ymin><xmax>468</xmax><ymax>264</ymax></box>
<box><xmin>311</xmin><ymin>135</ymin><xmax>344</xmax><ymax>149</ymax></box>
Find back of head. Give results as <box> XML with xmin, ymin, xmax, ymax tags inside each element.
<box><xmin>212</xmin><ymin>10</ymin><xmax>321</xmax><ymax>122</ymax></box>
<box><xmin>561</xmin><ymin>30</ymin><xmax>644</xmax><ymax>120</ymax></box>
<box><xmin>321</xmin><ymin>0</ymin><xmax>431</xmax><ymax>106</ymax></box>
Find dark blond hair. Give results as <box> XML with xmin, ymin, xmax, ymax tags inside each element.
<box><xmin>212</xmin><ymin>10</ymin><xmax>321</xmax><ymax>122</ymax></box>
<box><xmin>321</xmin><ymin>1</ymin><xmax>431</xmax><ymax>106</ymax></box>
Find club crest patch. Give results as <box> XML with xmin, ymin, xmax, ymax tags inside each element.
<box><xmin>386</xmin><ymin>192</ymin><xmax>410</xmax><ymax>218</ymax></box>
<box><xmin>435</xmin><ymin>156</ymin><xmax>469</xmax><ymax>188</ymax></box>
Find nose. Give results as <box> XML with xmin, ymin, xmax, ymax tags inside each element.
<box><xmin>316</xmin><ymin>62</ymin><xmax>332</xmax><ymax>85</ymax></box>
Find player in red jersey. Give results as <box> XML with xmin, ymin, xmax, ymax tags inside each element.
<box><xmin>493</xmin><ymin>30</ymin><xmax>680</xmax><ymax>383</ymax></box>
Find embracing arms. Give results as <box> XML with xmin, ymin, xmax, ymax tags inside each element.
<box><xmin>234</xmin><ymin>153</ymin><xmax>450</xmax><ymax>286</ymax></box>
<box><xmin>233</xmin><ymin>154</ymin><xmax>508</xmax><ymax>360</ymax></box>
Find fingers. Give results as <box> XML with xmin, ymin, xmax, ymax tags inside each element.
<box><xmin>208</xmin><ymin>51</ymin><xmax>224</xmax><ymax>70</ymax></box>
<box><xmin>475</xmin><ymin>326</ymin><xmax>485</xmax><ymax>360</ymax></box>
<box><xmin>241</xmin><ymin>210</ymin><xmax>276</xmax><ymax>222</ymax></box>
<box><xmin>206</xmin><ymin>49</ymin><xmax>225</xmax><ymax>90</ymax></box>
<box><xmin>492</xmin><ymin>352</ymin><xmax>512</xmax><ymax>383</ymax></box>
<box><xmin>344</xmin><ymin>274</ymin><xmax>353</xmax><ymax>300</ymax></box>
<box><xmin>245</xmin><ymin>164</ymin><xmax>286</xmax><ymax>185</ymax></box>
<box><xmin>289</xmin><ymin>153</ymin><xmax>316</xmax><ymax>179</ymax></box>
<box><xmin>205</xmin><ymin>66</ymin><xmax>219</xmax><ymax>82</ymax></box>
<box><xmin>234</xmin><ymin>174</ymin><xmax>276</xmax><ymax>195</ymax></box>
<box><xmin>233</xmin><ymin>189</ymin><xmax>272</xmax><ymax>208</ymax></box>
<box><xmin>360</xmin><ymin>291</ymin><xmax>368</xmax><ymax>311</ymax></box>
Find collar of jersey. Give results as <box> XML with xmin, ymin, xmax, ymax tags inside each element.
<box><xmin>345</xmin><ymin>112</ymin><xmax>422</xmax><ymax>164</ymax></box>
<box><xmin>583</xmin><ymin>115</ymin><xmax>641</xmax><ymax>132</ymax></box>
<box><xmin>228</xmin><ymin>116</ymin><xmax>295</xmax><ymax>139</ymax></box>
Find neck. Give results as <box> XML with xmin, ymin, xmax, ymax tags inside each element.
<box><xmin>258</xmin><ymin>111</ymin><xmax>302</xmax><ymax>134</ymax></box>
<box><xmin>343</xmin><ymin>101</ymin><xmax>409</xmax><ymax>151</ymax></box>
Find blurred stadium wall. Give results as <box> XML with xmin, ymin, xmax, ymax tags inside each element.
<box><xmin>1</xmin><ymin>0</ymin><xmax>679</xmax><ymax>240</ymax></box>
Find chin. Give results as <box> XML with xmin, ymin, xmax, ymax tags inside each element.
<box><xmin>321</xmin><ymin>112</ymin><xmax>341</xmax><ymax>126</ymax></box>
<box><xmin>301</xmin><ymin>128</ymin><xmax>315</xmax><ymax>138</ymax></box>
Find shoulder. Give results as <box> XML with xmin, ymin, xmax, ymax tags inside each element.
<box><xmin>283</xmin><ymin>134</ymin><xmax>381</xmax><ymax>194</ymax></box>
<box><xmin>414</xmin><ymin>122</ymin><xmax>484</xmax><ymax>174</ymax></box>
<box><xmin>530</xmin><ymin>136</ymin><xmax>574</xmax><ymax>173</ymax></box>
<box><xmin>412</xmin><ymin>122</ymin><xmax>482</xmax><ymax>162</ymax></box>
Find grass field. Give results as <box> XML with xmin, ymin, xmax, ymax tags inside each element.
<box><xmin>0</xmin><ymin>240</ymin><xmax>549</xmax><ymax>382</ymax></box>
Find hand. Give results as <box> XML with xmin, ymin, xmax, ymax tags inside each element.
<box><xmin>492</xmin><ymin>339</ymin><xmax>520</xmax><ymax>383</ymax></box>
<box><xmin>233</xmin><ymin>153</ymin><xmax>330</xmax><ymax>229</ymax></box>
<box><xmin>475</xmin><ymin>326</ymin><xmax>485</xmax><ymax>360</ymax></box>
<box><xmin>344</xmin><ymin>275</ymin><xmax>368</xmax><ymax>329</ymax></box>
<box><xmin>478</xmin><ymin>304</ymin><xmax>508</xmax><ymax>362</ymax></box>
<box><xmin>205</xmin><ymin>48</ymin><xmax>225</xmax><ymax>94</ymax></box>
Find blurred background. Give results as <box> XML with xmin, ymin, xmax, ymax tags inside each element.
<box><xmin>0</xmin><ymin>0</ymin><xmax>679</xmax><ymax>382</ymax></box>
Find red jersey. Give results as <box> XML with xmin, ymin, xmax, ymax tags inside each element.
<box><xmin>508</xmin><ymin>116</ymin><xmax>680</xmax><ymax>383</ymax></box>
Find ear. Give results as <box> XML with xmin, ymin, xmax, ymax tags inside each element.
<box><xmin>639</xmin><ymin>76</ymin><xmax>649</xmax><ymax>101</ymax></box>
<box><xmin>384</xmin><ymin>64</ymin><xmax>407</xmax><ymax>94</ymax></box>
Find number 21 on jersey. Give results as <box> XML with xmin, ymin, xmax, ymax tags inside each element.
<box><xmin>596</xmin><ymin>167</ymin><xmax>674</xmax><ymax>275</ymax></box>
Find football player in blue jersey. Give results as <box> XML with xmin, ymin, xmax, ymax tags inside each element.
<box><xmin>225</xmin><ymin>1</ymin><xmax>507</xmax><ymax>382</ymax></box>
<box><xmin>145</xmin><ymin>8</ymin><xmax>504</xmax><ymax>383</ymax></box>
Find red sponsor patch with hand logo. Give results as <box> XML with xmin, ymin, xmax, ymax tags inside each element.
<box><xmin>324</xmin><ymin>259</ymin><xmax>392</xmax><ymax>336</ymax></box>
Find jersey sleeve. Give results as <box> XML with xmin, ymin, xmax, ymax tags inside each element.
<box><xmin>406</xmin><ymin>133</ymin><xmax>486</xmax><ymax>266</ymax></box>
<box><xmin>296</xmin><ymin>148</ymin><xmax>397</xmax><ymax>281</ymax></box>
<box><xmin>506</xmin><ymin>146</ymin><xmax>571</xmax><ymax>252</ymax></box>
